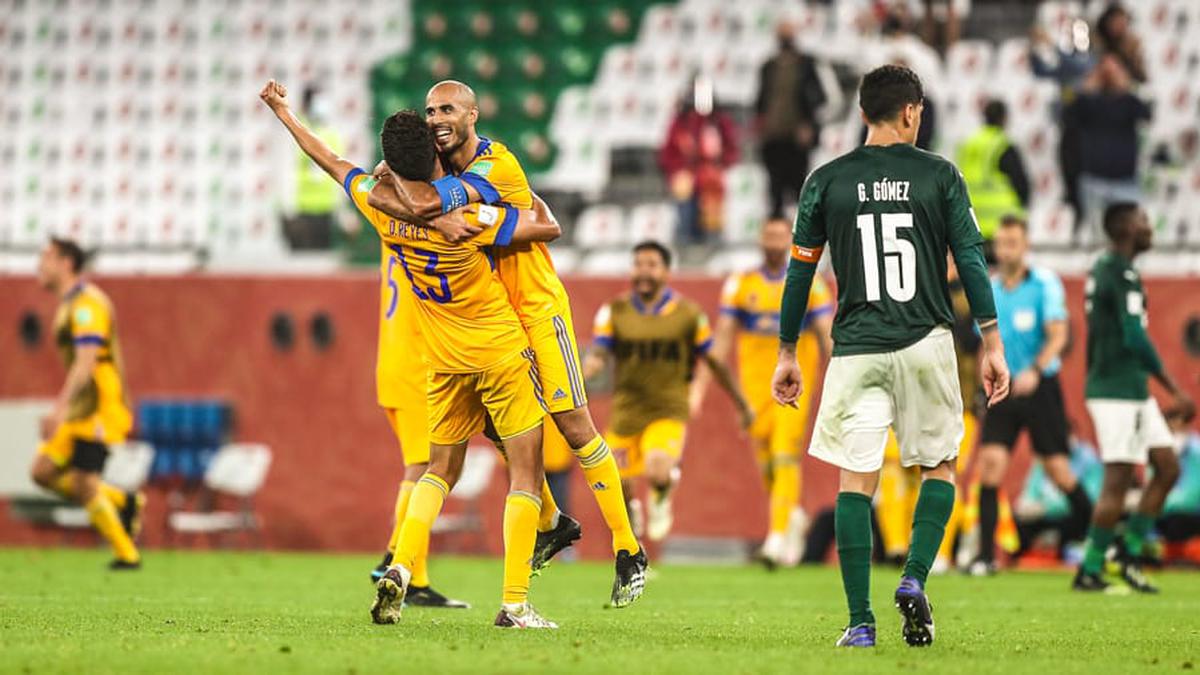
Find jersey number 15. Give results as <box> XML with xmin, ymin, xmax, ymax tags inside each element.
<box><xmin>856</xmin><ymin>213</ymin><xmax>916</xmax><ymax>303</ymax></box>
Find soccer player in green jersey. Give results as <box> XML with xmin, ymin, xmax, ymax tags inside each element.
<box><xmin>771</xmin><ymin>65</ymin><xmax>1010</xmax><ymax>648</ymax></box>
<box><xmin>1073</xmin><ymin>202</ymin><xmax>1195</xmax><ymax>593</ymax></box>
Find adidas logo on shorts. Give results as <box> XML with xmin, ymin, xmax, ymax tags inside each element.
<box><xmin>552</xmin><ymin>388</ymin><xmax>568</xmax><ymax>401</ymax></box>
<box><xmin>591</xmin><ymin>481</ymin><xmax>608</xmax><ymax>491</ymax></box>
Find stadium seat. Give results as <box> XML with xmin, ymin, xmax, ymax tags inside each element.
<box><xmin>627</xmin><ymin>202</ymin><xmax>677</xmax><ymax>244</ymax></box>
<box><xmin>1027</xmin><ymin>202</ymin><xmax>1075</xmax><ymax>248</ymax></box>
<box><xmin>430</xmin><ymin>446</ymin><xmax>496</xmax><ymax>550</ymax></box>
<box><xmin>578</xmin><ymin>249</ymin><xmax>632</xmax><ymax>275</ymax></box>
<box><xmin>574</xmin><ymin>204</ymin><xmax>626</xmax><ymax>249</ymax></box>
<box><xmin>167</xmin><ymin>443</ymin><xmax>273</xmax><ymax>548</ymax></box>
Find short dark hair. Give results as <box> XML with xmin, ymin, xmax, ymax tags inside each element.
<box><xmin>1102</xmin><ymin>201</ymin><xmax>1140</xmax><ymax>240</ymax></box>
<box><xmin>999</xmin><ymin>214</ymin><xmax>1027</xmax><ymax>232</ymax></box>
<box><xmin>633</xmin><ymin>240</ymin><xmax>672</xmax><ymax>268</ymax></box>
<box><xmin>380</xmin><ymin>110</ymin><xmax>437</xmax><ymax>181</ymax></box>
<box><xmin>49</xmin><ymin>236</ymin><xmax>87</xmax><ymax>273</ymax></box>
<box><xmin>983</xmin><ymin>99</ymin><xmax>1007</xmax><ymax>127</ymax></box>
<box><xmin>858</xmin><ymin>65</ymin><xmax>924</xmax><ymax>124</ymax></box>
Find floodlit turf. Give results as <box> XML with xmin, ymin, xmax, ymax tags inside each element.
<box><xmin>0</xmin><ymin>549</ymin><xmax>1197</xmax><ymax>674</ymax></box>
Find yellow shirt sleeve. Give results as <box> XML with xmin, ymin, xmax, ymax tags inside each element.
<box><xmin>718</xmin><ymin>273</ymin><xmax>745</xmax><ymax>318</ymax></box>
<box><xmin>593</xmin><ymin>303</ymin><xmax>615</xmax><ymax>349</ymax></box>
<box><xmin>694</xmin><ymin>311</ymin><xmax>714</xmax><ymax>354</ymax></box>
<box><xmin>459</xmin><ymin>142</ymin><xmax>533</xmax><ymax>209</ymax></box>
<box><xmin>344</xmin><ymin>169</ymin><xmax>390</xmax><ymax>233</ymax></box>
<box><xmin>71</xmin><ymin>294</ymin><xmax>111</xmax><ymax>346</ymax></box>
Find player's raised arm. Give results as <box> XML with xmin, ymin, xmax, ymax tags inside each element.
<box><xmin>943</xmin><ymin>165</ymin><xmax>1009</xmax><ymax>406</ymax></box>
<box><xmin>259</xmin><ymin>80</ymin><xmax>355</xmax><ymax>188</ymax></box>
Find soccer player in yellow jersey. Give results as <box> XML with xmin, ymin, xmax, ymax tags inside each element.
<box><xmin>583</xmin><ymin>241</ymin><xmax>754</xmax><ymax>543</ymax></box>
<box><xmin>29</xmin><ymin>237</ymin><xmax>144</xmax><ymax>570</ymax></box>
<box><xmin>366</xmin><ymin>234</ymin><xmax>468</xmax><ymax>608</ymax></box>
<box><xmin>367</xmin><ymin>80</ymin><xmax>647</xmax><ymax>607</ymax></box>
<box><xmin>705</xmin><ymin>217</ymin><xmax>833</xmax><ymax>568</ymax></box>
<box><xmin>262</xmin><ymin>80</ymin><xmax>560</xmax><ymax>628</ymax></box>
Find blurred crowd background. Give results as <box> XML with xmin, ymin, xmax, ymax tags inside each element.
<box><xmin>2</xmin><ymin>0</ymin><xmax>1198</xmax><ymax>276</ymax></box>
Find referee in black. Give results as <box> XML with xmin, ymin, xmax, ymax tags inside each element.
<box><xmin>971</xmin><ymin>216</ymin><xmax>1093</xmax><ymax>574</ymax></box>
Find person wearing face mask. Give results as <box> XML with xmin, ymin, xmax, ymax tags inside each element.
<box><xmin>755</xmin><ymin>21</ymin><xmax>827</xmax><ymax>219</ymax></box>
<box><xmin>283</xmin><ymin>84</ymin><xmax>345</xmax><ymax>250</ymax></box>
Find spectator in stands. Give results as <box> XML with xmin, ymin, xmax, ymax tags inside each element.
<box><xmin>659</xmin><ymin>75</ymin><xmax>739</xmax><ymax>244</ymax></box>
<box><xmin>283</xmin><ymin>85</ymin><xmax>343</xmax><ymax>250</ymax></box>
<box><xmin>956</xmin><ymin>100</ymin><xmax>1029</xmax><ymax>255</ymax></box>
<box><xmin>1095</xmin><ymin>3</ymin><xmax>1146</xmax><ymax>84</ymax></box>
<box><xmin>1070</xmin><ymin>56</ymin><xmax>1151</xmax><ymax>241</ymax></box>
<box><xmin>754</xmin><ymin>21</ymin><xmax>826</xmax><ymax>218</ymax></box>
<box><xmin>1030</xmin><ymin>23</ymin><xmax>1096</xmax><ymax>221</ymax></box>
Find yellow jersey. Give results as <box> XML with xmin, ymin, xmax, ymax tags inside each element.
<box><xmin>53</xmin><ymin>282</ymin><xmax>130</xmax><ymax>424</ymax></box>
<box><xmin>433</xmin><ymin>136</ymin><xmax>570</xmax><ymax>325</ymax></box>
<box><xmin>719</xmin><ymin>268</ymin><xmax>833</xmax><ymax>411</ymax></box>
<box><xmin>346</xmin><ymin>168</ymin><xmax>528</xmax><ymax>373</ymax></box>
<box><xmin>375</xmin><ymin>243</ymin><xmax>426</xmax><ymax>408</ymax></box>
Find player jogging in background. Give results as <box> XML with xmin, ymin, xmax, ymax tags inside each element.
<box><xmin>29</xmin><ymin>238</ymin><xmax>144</xmax><ymax>570</ymax></box>
<box><xmin>971</xmin><ymin>214</ymin><xmax>1090</xmax><ymax>576</ymax></box>
<box><xmin>705</xmin><ymin>217</ymin><xmax>833</xmax><ymax>569</ymax></box>
<box><xmin>584</xmin><ymin>241</ymin><xmax>753</xmax><ymax>544</ymax></box>
<box><xmin>367</xmin><ymin>80</ymin><xmax>646</xmax><ymax>607</ymax></box>
<box><xmin>262</xmin><ymin>80</ymin><xmax>561</xmax><ymax>629</ymax></box>
<box><xmin>366</xmin><ymin>195</ymin><xmax>468</xmax><ymax>609</ymax></box>
<box><xmin>1073</xmin><ymin>202</ymin><xmax>1194</xmax><ymax>594</ymax></box>
<box><xmin>771</xmin><ymin>65</ymin><xmax>1009</xmax><ymax>649</ymax></box>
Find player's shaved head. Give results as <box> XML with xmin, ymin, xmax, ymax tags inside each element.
<box><xmin>427</xmin><ymin>80</ymin><xmax>477</xmax><ymax>108</ymax></box>
<box><xmin>426</xmin><ymin>80</ymin><xmax>480</xmax><ymax>156</ymax></box>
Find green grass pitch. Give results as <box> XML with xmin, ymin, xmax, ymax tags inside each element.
<box><xmin>0</xmin><ymin>548</ymin><xmax>1196</xmax><ymax>674</ymax></box>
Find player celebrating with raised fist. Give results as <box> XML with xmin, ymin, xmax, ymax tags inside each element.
<box><xmin>771</xmin><ymin>65</ymin><xmax>1008</xmax><ymax>649</ymax></box>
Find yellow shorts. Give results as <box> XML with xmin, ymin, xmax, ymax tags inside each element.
<box><xmin>750</xmin><ymin>400</ymin><xmax>810</xmax><ymax>467</ymax></box>
<box><xmin>606</xmin><ymin>418</ymin><xmax>686</xmax><ymax>480</ymax></box>
<box><xmin>427</xmin><ymin>350</ymin><xmax>547</xmax><ymax>446</ymax></box>
<box><xmin>383</xmin><ymin>406</ymin><xmax>430</xmax><ymax>466</ymax></box>
<box><xmin>38</xmin><ymin>407</ymin><xmax>131</xmax><ymax>470</ymax></box>
<box><xmin>525</xmin><ymin>313</ymin><xmax>588</xmax><ymax>414</ymax></box>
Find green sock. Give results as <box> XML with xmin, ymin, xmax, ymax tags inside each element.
<box><xmin>835</xmin><ymin>492</ymin><xmax>876</xmax><ymax>626</ymax></box>
<box><xmin>1124</xmin><ymin>513</ymin><xmax>1155</xmax><ymax>558</ymax></box>
<box><xmin>1082</xmin><ymin>525</ymin><xmax>1116</xmax><ymax>574</ymax></box>
<box><xmin>903</xmin><ymin>479</ymin><xmax>955</xmax><ymax>586</ymax></box>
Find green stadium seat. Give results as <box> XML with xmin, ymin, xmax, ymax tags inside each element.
<box><xmin>494</xmin><ymin>4</ymin><xmax>541</xmax><ymax>44</ymax></box>
<box><xmin>463</xmin><ymin>48</ymin><xmax>501</xmax><ymax>83</ymax></box>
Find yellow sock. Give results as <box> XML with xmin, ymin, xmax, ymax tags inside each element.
<box><xmin>573</xmin><ymin>436</ymin><xmax>640</xmax><ymax>555</ymax></box>
<box><xmin>100</xmin><ymin>483</ymin><xmax>128</xmax><ymax>510</ymax></box>
<box><xmin>502</xmin><ymin>490</ymin><xmax>541</xmax><ymax>605</ymax></box>
<box><xmin>768</xmin><ymin>458</ymin><xmax>799</xmax><ymax>536</ymax></box>
<box><xmin>85</xmin><ymin>494</ymin><xmax>139</xmax><ymax>562</ymax></box>
<box><xmin>386</xmin><ymin>480</ymin><xmax>416</xmax><ymax>554</ymax></box>
<box><xmin>538</xmin><ymin>480</ymin><xmax>560</xmax><ymax>533</ymax></box>
<box><xmin>395</xmin><ymin>474</ymin><xmax>448</xmax><ymax>573</ymax></box>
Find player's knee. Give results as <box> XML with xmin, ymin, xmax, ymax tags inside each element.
<box><xmin>29</xmin><ymin>463</ymin><xmax>53</xmax><ymax>489</ymax></box>
<box><xmin>72</xmin><ymin>471</ymin><xmax>100</xmax><ymax>502</ymax></box>
<box><xmin>403</xmin><ymin>463</ymin><xmax>428</xmax><ymax>482</ymax></box>
<box><xmin>978</xmin><ymin>446</ymin><xmax>1008</xmax><ymax>485</ymax></box>
<box><xmin>1151</xmin><ymin>452</ymin><xmax>1180</xmax><ymax>486</ymax></box>
<box><xmin>552</xmin><ymin>408</ymin><xmax>597</xmax><ymax>449</ymax></box>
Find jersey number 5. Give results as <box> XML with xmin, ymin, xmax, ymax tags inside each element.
<box><xmin>388</xmin><ymin>244</ymin><xmax>453</xmax><ymax>304</ymax></box>
<box><xmin>856</xmin><ymin>213</ymin><xmax>916</xmax><ymax>303</ymax></box>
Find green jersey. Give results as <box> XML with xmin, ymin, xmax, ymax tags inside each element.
<box><xmin>790</xmin><ymin>144</ymin><xmax>996</xmax><ymax>356</ymax></box>
<box><xmin>1084</xmin><ymin>252</ymin><xmax>1163</xmax><ymax>400</ymax></box>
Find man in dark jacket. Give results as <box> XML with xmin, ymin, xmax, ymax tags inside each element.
<box><xmin>755</xmin><ymin>22</ymin><xmax>826</xmax><ymax>218</ymax></box>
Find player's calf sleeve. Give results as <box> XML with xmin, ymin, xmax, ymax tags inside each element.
<box><xmin>1124</xmin><ymin>512</ymin><xmax>1155</xmax><ymax>558</ymax></box>
<box><xmin>573</xmin><ymin>436</ymin><xmax>639</xmax><ymax>555</ymax></box>
<box><xmin>1065</xmin><ymin>485</ymin><xmax>1094</xmax><ymax>540</ymax></box>
<box><xmin>937</xmin><ymin>495</ymin><xmax>963</xmax><ymax>562</ymax></box>
<box><xmin>99</xmin><ymin>483</ymin><xmax>128</xmax><ymax>510</ymax></box>
<box><xmin>396</xmin><ymin>475</ymin><xmax>449</xmax><ymax>572</ymax></box>
<box><xmin>503</xmin><ymin>490</ymin><xmax>542</xmax><ymax>605</ymax></box>
<box><xmin>1082</xmin><ymin>525</ymin><xmax>1116</xmax><ymax>574</ymax></box>
<box><xmin>835</xmin><ymin>492</ymin><xmax>876</xmax><ymax>626</ymax></box>
<box><xmin>386</xmin><ymin>480</ymin><xmax>416</xmax><ymax>555</ymax></box>
<box><xmin>769</xmin><ymin>458</ymin><xmax>800</xmax><ymax>536</ymax></box>
<box><xmin>978</xmin><ymin>485</ymin><xmax>999</xmax><ymax>563</ymax></box>
<box><xmin>538</xmin><ymin>480</ymin><xmax>561</xmax><ymax>533</ymax></box>
<box><xmin>85</xmin><ymin>494</ymin><xmax>139</xmax><ymax>563</ymax></box>
<box><xmin>904</xmin><ymin>479</ymin><xmax>955</xmax><ymax>586</ymax></box>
